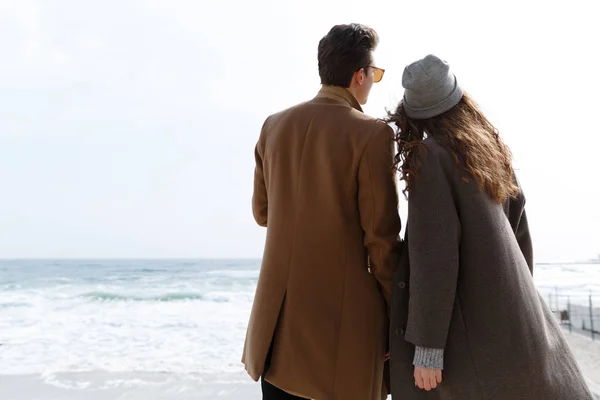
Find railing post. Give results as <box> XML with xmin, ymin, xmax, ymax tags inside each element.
<box><xmin>590</xmin><ymin>292</ymin><xmax>595</xmax><ymax>341</ymax></box>
<box><xmin>568</xmin><ymin>296</ymin><xmax>572</xmax><ymax>333</ymax></box>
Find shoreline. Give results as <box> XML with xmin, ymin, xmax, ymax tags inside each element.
<box><xmin>0</xmin><ymin>372</ymin><xmax>262</xmax><ymax>400</ymax></box>
<box><xmin>0</xmin><ymin>341</ymin><xmax>597</xmax><ymax>400</ymax></box>
<box><xmin>537</xmin><ymin>261</ymin><xmax>600</xmax><ymax>266</ymax></box>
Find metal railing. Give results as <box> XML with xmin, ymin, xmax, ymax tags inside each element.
<box><xmin>539</xmin><ymin>286</ymin><xmax>600</xmax><ymax>340</ymax></box>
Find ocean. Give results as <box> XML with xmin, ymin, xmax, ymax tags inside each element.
<box><xmin>1</xmin><ymin>259</ymin><xmax>599</xmax><ymax>399</ymax></box>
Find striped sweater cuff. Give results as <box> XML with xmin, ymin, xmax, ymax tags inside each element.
<box><xmin>413</xmin><ymin>346</ymin><xmax>444</xmax><ymax>370</ymax></box>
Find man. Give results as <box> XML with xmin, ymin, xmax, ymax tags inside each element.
<box><xmin>242</xmin><ymin>24</ymin><xmax>401</xmax><ymax>400</ymax></box>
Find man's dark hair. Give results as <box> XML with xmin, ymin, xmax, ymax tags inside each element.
<box><xmin>318</xmin><ymin>24</ymin><xmax>379</xmax><ymax>88</ymax></box>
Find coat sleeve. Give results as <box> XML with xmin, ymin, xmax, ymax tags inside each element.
<box><xmin>405</xmin><ymin>144</ymin><xmax>460</xmax><ymax>350</ymax></box>
<box><xmin>252</xmin><ymin>122</ymin><xmax>269</xmax><ymax>227</ymax></box>
<box><xmin>506</xmin><ymin>183</ymin><xmax>534</xmax><ymax>275</ymax></box>
<box><xmin>357</xmin><ymin>123</ymin><xmax>402</xmax><ymax>306</ymax></box>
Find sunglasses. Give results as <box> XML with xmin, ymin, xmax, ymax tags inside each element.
<box><xmin>369</xmin><ymin>66</ymin><xmax>385</xmax><ymax>83</ymax></box>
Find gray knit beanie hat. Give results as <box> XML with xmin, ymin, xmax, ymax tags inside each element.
<box><xmin>402</xmin><ymin>54</ymin><xmax>463</xmax><ymax>119</ymax></box>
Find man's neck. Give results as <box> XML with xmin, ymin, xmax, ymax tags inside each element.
<box><xmin>346</xmin><ymin>86</ymin><xmax>361</xmax><ymax>104</ymax></box>
<box><xmin>317</xmin><ymin>85</ymin><xmax>363</xmax><ymax>112</ymax></box>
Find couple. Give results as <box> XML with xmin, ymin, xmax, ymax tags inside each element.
<box><xmin>241</xmin><ymin>24</ymin><xmax>594</xmax><ymax>400</ymax></box>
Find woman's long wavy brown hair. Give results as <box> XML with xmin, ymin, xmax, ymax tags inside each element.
<box><xmin>387</xmin><ymin>92</ymin><xmax>519</xmax><ymax>203</ymax></box>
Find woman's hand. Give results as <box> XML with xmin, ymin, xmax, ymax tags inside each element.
<box><xmin>414</xmin><ymin>366</ymin><xmax>442</xmax><ymax>391</ymax></box>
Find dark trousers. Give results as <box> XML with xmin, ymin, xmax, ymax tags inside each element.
<box><xmin>262</xmin><ymin>342</ymin><xmax>308</xmax><ymax>400</ymax></box>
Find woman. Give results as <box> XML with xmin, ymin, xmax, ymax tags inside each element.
<box><xmin>388</xmin><ymin>54</ymin><xmax>594</xmax><ymax>399</ymax></box>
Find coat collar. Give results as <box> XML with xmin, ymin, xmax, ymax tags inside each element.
<box><xmin>316</xmin><ymin>85</ymin><xmax>363</xmax><ymax>112</ymax></box>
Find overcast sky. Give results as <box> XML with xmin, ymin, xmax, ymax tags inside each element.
<box><xmin>1</xmin><ymin>0</ymin><xmax>599</xmax><ymax>261</ymax></box>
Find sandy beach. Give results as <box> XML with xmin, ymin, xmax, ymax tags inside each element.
<box><xmin>564</xmin><ymin>330</ymin><xmax>600</xmax><ymax>398</ymax></box>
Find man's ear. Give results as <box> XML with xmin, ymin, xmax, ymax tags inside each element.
<box><xmin>356</xmin><ymin>68</ymin><xmax>365</xmax><ymax>85</ymax></box>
